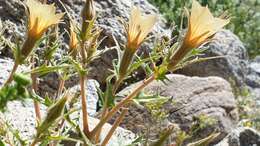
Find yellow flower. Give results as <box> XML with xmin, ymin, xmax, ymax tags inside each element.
<box><xmin>126</xmin><ymin>6</ymin><xmax>157</xmax><ymax>50</ymax></box>
<box><xmin>118</xmin><ymin>7</ymin><xmax>157</xmax><ymax>78</ymax></box>
<box><xmin>18</xmin><ymin>0</ymin><xmax>63</xmax><ymax>63</ymax></box>
<box><xmin>167</xmin><ymin>0</ymin><xmax>229</xmax><ymax>70</ymax></box>
<box><xmin>26</xmin><ymin>0</ymin><xmax>64</xmax><ymax>39</ymax></box>
<box><xmin>184</xmin><ymin>0</ymin><xmax>229</xmax><ymax>49</ymax></box>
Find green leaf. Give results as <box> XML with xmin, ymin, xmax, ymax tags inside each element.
<box><xmin>98</xmin><ymin>75</ymin><xmax>116</xmax><ymax>108</ymax></box>
<box><xmin>44</xmin><ymin>41</ymin><xmax>59</xmax><ymax>61</ymax></box>
<box><xmin>29</xmin><ymin>65</ymin><xmax>70</xmax><ymax>76</ymax></box>
<box><xmin>0</xmin><ymin>140</ymin><xmax>5</xmax><ymax>146</ymax></box>
<box><xmin>133</xmin><ymin>92</ymin><xmax>170</xmax><ymax>104</ymax></box>
<box><xmin>187</xmin><ymin>133</ymin><xmax>220</xmax><ymax>146</ymax></box>
<box><xmin>151</xmin><ymin>127</ymin><xmax>174</xmax><ymax>146</ymax></box>
<box><xmin>13</xmin><ymin>73</ymin><xmax>32</xmax><ymax>86</ymax></box>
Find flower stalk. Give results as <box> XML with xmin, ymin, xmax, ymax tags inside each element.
<box><xmin>91</xmin><ymin>74</ymin><xmax>155</xmax><ymax>137</ymax></box>
<box><xmin>80</xmin><ymin>75</ymin><xmax>90</xmax><ymax>136</ymax></box>
<box><xmin>31</xmin><ymin>57</ymin><xmax>41</xmax><ymax>121</ymax></box>
<box><xmin>101</xmin><ymin>108</ymin><xmax>128</xmax><ymax>146</ymax></box>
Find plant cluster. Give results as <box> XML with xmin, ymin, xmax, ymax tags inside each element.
<box><xmin>149</xmin><ymin>0</ymin><xmax>260</xmax><ymax>57</ymax></box>
<box><xmin>0</xmin><ymin>0</ymin><xmax>230</xmax><ymax>145</ymax></box>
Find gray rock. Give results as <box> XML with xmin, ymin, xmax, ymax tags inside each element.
<box><xmin>0</xmin><ymin>100</ymin><xmax>136</xmax><ymax>146</ymax></box>
<box><xmin>215</xmin><ymin>127</ymin><xmax>260</xmax><ymax>146</ymax></box>
<box><xmin>176</xmin><ymin>29</ymin><xmax>248</xmax><ymax>87</ymax></box>
<box><xmin>118</xmin><ymin>74</ymin><xmax>239</xmax><ymax>144</ymax></box>
<box><xmin>0</xmin><ymin>100</ymin><xmax>46</xmax><ymax>139</ymax></box>
<box><xmin>246</xmin><ymin>58</ymin><xmax>260</xmax><ymax>88</ymax></box>
<box><xmin>0</xmin><ymin>58</ymin><xmax>27</xmax><ymax>86</ymax></box>
<box><xmin>0</xmin><ymin>0</ymin><xmax>170</xmax><ymax>84</ymax></box>
<box><xmin>69</xmin><ymin>79</ymin><xmax>100</xmax><ymax>116</ymax></box>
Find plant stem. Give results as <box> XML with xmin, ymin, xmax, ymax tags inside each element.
<box><xmin>30</xmin><ymin>140</ymin><xmax>37</xmax><ymax>146</ymax></box>
<box><xmin>80</xmin><ymin>75</ymin><xmax>90</xmax><ymax>137</ymax></box>
<box><xmin>57</xmin><ymin>79</ymin><xmax>65</xmax><ymax>98</ymax></box>
<box><xmin>80</xmin><ymin>43</ymin><xmax>87</xmax><ymax>66</ymax></box>
<box><xmin>3</xmin><ymin>62</ymin><xmax>19</xmax><ymax>86</ymax></box>
<box><xmin>31</xmin><ymin>57</ymin><xmax>41</xmax><ymax>121</ymax></box>
<box><xmin>90</xmin><ymin>74</ymin><xmax>155</xmax><ymax>136</ymax></box>
<box><xmin>112</xmin><ymin>77</ymin><xmax>124</xmax><ymax>95</ymax></box>
<box><xmin>32</xmin><ymin>74</ymin><xmax>41</xmax><ymax>121</ymax></box>
<box><xmin>94</xmin><ymin>76</ymin><xmax>124</xmax><ymax>143</ymax></box>
<box><xmin>101</xmin><ymin>108</ymin><xmax>128</xmax><ymax>146</ymax></box>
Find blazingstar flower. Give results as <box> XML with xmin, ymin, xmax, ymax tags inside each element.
<box><xmin>183</xmin><ymin>0</ymin><xmax>229</xmax><ymax>49</ymax></box>
<box><xmin>118</xmin><ymin>6</ymin><xmax>157</xmax><ymax>78</ymax></box>
<box><xmin>26</xmin><ymin>0</ymin><xmax>63</xmax><ymax>39</ymax></box>
<box><xmin>126</xmin><ymin>6</ymin><xmax>157</xmax><ymax>50</ymax></box>
<box><xmin>168</xmin><ymin>0</ymin><xmax>229</xmax><ymax>70</ymax></box>
<box><xmin>20</xmin><ymin>0</ymin><xmax>63</xmax><ymax>62</ymax></box>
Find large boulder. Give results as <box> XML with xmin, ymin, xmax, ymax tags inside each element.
<box><xmin>176</xmin><ymin>29</ymin><xmax>249</xmax><ymax>87</ymax></box>
<box><xmin>117</xmin><ymin>74</ymin><xmax>239</xmax><ymax>144</ymax></box>
<box><xmin>215</xmin><ymin>127</ymin><xmax>260</xmax><ymax>146</ymax></box>
<box><xmin>0</xmin><ymin>0</ymin><xmax>170</xmax><ymax>84</ymax></box>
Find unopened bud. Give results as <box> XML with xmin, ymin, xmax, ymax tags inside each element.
<box><xmin>36</xmin><ymin>94</ymin><xmax>69</xmax><ymax>137</ymax></box>
<box><xmin>81</xmin><ymin>0</ymin><xmax>96</xmax><ymax>40</ymax></box>
<box><xmin>69</xmin><ymin>24</ymin><xmax>79</xmax><ymax>59</ymax></box>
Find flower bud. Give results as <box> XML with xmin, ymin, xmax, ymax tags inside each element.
<box><xmin>69</xmin><ymin>24</ymin><xmax>79</xmax><ymax>59</ymax></box>
<box><xmin>81</xmin><ymin>0</ymin><xmax>96</xmax><ymax>40</ymax></box>
<box><xmin>36</xmin><ymin>94</ymin><xmax>69</xmax><ymax>137</ymax></box>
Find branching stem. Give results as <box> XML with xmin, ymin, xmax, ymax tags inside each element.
<box><xmin>91</xmin><ymin>74</ymin><xmax>155</xmax><ymax>137</ymax></box>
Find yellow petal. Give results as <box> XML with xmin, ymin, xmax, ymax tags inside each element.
<box><xmin>138</xmin><ymin>15</ymin><xmax>157</xmax><ymax>43</ymax></box>
<box><xmin>186</xmin><ymin>0</ymin><xmax>229</xmax><ymax>47</ymax></box>
<box><xmin>26</xmin><ymin>0</ymin><xmax>63</xmax><ymax>37</ymax></box>
<box><xmin>128</xmin><ymin>6</ymin><xmax>142</xmax><ymax>42</ymax></box>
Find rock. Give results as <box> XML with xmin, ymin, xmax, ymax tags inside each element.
<box><xmin>69</xmin><ymin>79</ymin><xmax>99</xmax><ymax>116</ymax></box>
<box><xmin>176</xmin><ymin>29</ymin><xmax>248</xmax><ymax>87</ymax></box>
<box><xmin>0</xmin><ymin>0</ymin><xmax>170</xmax><ymax>84</ymax></box>
<box><xmin>118</xmin><ymin>74</ymin><xmax>239</xmax><ymax>144</ymax></box>
<box><xmin>107</xmin><ymin>102</ymin><xmax>176</xmax><ymax>144</ymax></box>
<box><xmin>0</xmin><ymin>101</ymin><xmax>46</xmax><ymax>139</ymax></box>
<box><xmin>0</xmin><ymin>100</ymin><xmax>136</xmax><ymax>146</ymax></box>
<box><xmin>245</xmin><ymin>57</ymin><xmax>260</xmax><ymax>88</ymax></box>
<box><xmin>215</xmin><ymin>127</ymin><xmax>260</xmax><ymax>146</ymax></box>
<box><xmin>0</xmin><ymin>58</ymin><xmax>27</xmax><ymax>86</ymax></box>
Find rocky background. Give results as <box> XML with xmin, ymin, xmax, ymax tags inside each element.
<box><xmin>0</xmin><ymin>0</ymin><xmax>259</xmax><ymax>146</ymax></box>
